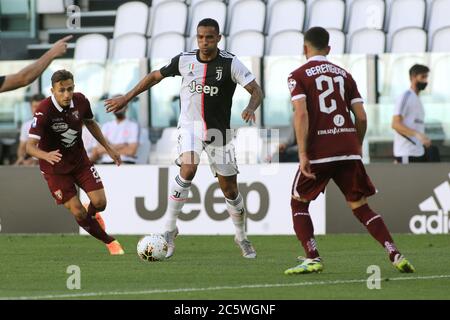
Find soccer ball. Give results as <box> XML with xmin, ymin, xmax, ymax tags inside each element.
<box><xmin>137</xmin><ymin>234</ymin><xmax>168</xmax><ymax>261</ymax></box>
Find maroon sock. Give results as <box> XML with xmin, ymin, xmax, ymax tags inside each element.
<box><xmin>291</xmin><ymin>198</ymin><xmax>320</xmax><ymax>259</ymax></box>
<box><xmin>76</xmin><ymin>215</ymin><xmax>114</xmax><ymax>244</ymax></box>
<box><xmin>353</xmin><ymin>204</ymin><xmax>400</xmax><ymax>261</ymax></box>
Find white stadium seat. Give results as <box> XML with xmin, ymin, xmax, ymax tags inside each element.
<box><xmin>431</xmin><ymin>27</ymin><xmax>450</xmax><ymax>52</ymax></box>
<box><xmin>347</xmin><ymin>0</ymin><xmax>385</xmax><ymax>35</ymax></box>
<box><xmin>150</xmin><ymin>32</ymin><xmax>185</xmax><ymax>59</ymax></box>
<box><xmin>152</xmin><ymin>127</ymin><xmax>179</xmax><ymax>164</ymax></box>
<box><xmin>266</xmin><ymin>0</ymin><xmax>305</xmax><ymax>36</ymax></box>
<box><xmin>37</xmin><ymin>0</ymin><xmax>66</xmax><ymax>13</ymax></box>
<box><xmin>189</xmin><ymin>0</ymin><xmax>227</xmax><ymax>36</ymax></box>
<box><xmin>428</xmin><ymin>0</ymin><xmax>450</xmax><ymax>37</ymax></box>
<box><xmin>390</xmin><ymin>27</ymin><xmax>427</xmax><ymax>52</ymax></box>
<box><xmin>74</xmin><ymin>34</ymin><xmax>108</xmax><ymax>60</ymax></box>
<box><xmin>114</xmin><ymin>1</ymin><xmax>149</xmax><ymax>38</ymax></box>
<box><xmin>228</xmin><ymin>0</ymin><xmax>266</xmax><ymax>35</ymax></box>
<box><xmin>228</xmin><ymin>31</ymin><xmax>265</xmax><ymax>57</ymax></box>
<box><xmin>150</xmin><ymin>0</ymin><xmax>188</xmax><ymax>37</ymax></box>
<box><xmin>110</xmin><ymin>33</ymin><xmax>147</xmax><ymax>59</ymax></box>
<box><xmin>188</xmin><ymin>34</ymin><xmax>226</xmax><ymax>50</ymax></box>
<box><xmin>387</xmin><ymin>0</ymin><xmax>426</xmax><ymax>35</ymax></box>
<box><xmin>307</xmin><ymin>0</ymin><xmax>345</xmax><ymax>30</ymax></box>
<box><xmin>136</xmin><ymin>127</ymin><xmax>151</xmax><ymax>164</ymax></box>
<box><xmin>349</xmin><ymin>28</ymin><xmax>386</xmax><ymax>54</ymax></box>
<box><xmin>328</xmin><ymin>28</ymin><xmax>345</xmax><ymax>54</ymax></box>
<box><xmin>267</xmin><ymin>31</ymin><xmax>303</xmax><ymax>56</ymax></box>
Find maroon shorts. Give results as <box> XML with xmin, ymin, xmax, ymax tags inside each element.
<box><xmin>43</xmin><ymin>162</ymin><xmax>104</xmax><ymax>205</ymax></box>
<box><xmin>291</xmin><ymin>160</ymin><xmax>376</xmax><ymax>202</ymax></box>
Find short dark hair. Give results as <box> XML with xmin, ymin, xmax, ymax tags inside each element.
<box><xmin>51</xmin><ymin>69</ymin><xmax>73</xmax><ymax>86</ymax></box>
<box><xmin>30</xmin><ymin>93</ymin><xmax>45</xmax><ymax>102</ymax></box>
<box><xmin>304</xmin><ymin>27</ymin><xmax>330</xmax><ymax>50</ymax></box>
<box><xmin>409</xmin><ymin>64</ymin><xmax>430</xmax><ymax>77</ymax></box>
<box><xmin>197</xmin><ymin>18</ymin><xmax>220</xmax><ymax>34</ymax></box>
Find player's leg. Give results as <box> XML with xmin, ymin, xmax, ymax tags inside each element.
<box><xmin>216</xmin><ymin>174</ymin><xmax>256</xmax><ymax>258</ymax></box>
<box><xmin>284</xmin><ymin>165</ymin><xmax>330</xmax><ymax>275</ymax></box>
<box><xmin>335</xmin><ymin>161</ymin><xmax>415</xmax><ymax>272</ymax></box>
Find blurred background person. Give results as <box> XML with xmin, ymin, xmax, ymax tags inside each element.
<box><xmin>14</xmin><ymin>93</ymin><xmax>46</xmax><ymax>166</ymax></box>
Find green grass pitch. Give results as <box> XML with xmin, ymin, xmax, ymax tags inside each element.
<box><xmin>0</xmin><ymin>234</ymin><xmax>449</xmax><ymax>300</ymax></box>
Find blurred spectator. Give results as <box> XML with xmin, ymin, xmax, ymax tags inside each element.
<box><xmin>270</xmin><ymin>111</ymin><xmax>299</xmax><ymax>163</ymax></box>
<box><xmin>14</xmin><ymin>93</ymin><xmax>46</xmax><ymax>166</ymax></box>
<box><xmin>93</xmin><ymin>99</ymin><xmax>139</xmax><ymax>164</ymax></box>
<box><xmin>391</xmin><ymin>64</ymin><xmax>439</xmax><ymax>163</ymax></box>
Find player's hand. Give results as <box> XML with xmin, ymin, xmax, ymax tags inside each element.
<box><xmin>107</xmin><ymin>147</ymin><xmax>122</xmax><ymax>166</ymax></box>
<box><xmin>416</xmin><ymin>132</ymin><xmax>432</xmax><ymax>147</ymax></box>
<box><xmin>45</xmin><ymin>150</ymin><xmax>62</xmax><ymax>165</ymax></box>
<box><xmin>105</xmin><ymin>95</ymin><xmax>128</xmax><ymax>113</ymax></box>
<box><xmin>49</xmin><ymin>35</ymin><xmax>73</xmax><ymax>58</ymax></box>
<box><xmin>241</xmin><ymin>107</ymin><xmax>256</xmax><ymax>124</ymax></box>
<box><xmin>299</xmin><ymin>152</ymin><xmax>316</xmax><ymax>180</ymax></box>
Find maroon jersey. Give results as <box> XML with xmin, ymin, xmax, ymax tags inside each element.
<box><xmin>29</xmin><ymin>92</ymin><xmax>94</xmax><ymax>174</ymax></box>
<box><xmin>287</xmin><ymin>56</ymin><xmax>364</xmax><ymax>163</ymax></box>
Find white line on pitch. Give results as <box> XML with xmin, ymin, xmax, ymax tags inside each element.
<box><xmin>2</xmin><ymin>274</ymin><xmax>450</xmax><ymax>300</ymax></box>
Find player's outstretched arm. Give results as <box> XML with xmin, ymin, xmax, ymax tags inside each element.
<box><xmin>350</xmin><ymin>102</ymin><xmax>367</xmax><ymax>144</ymax></box>
<box><xmin>83</xmin><ymin>119</ymin><xmax>122</xmax><ymax>166</ymax></box>
<box><xmin>292</xmin><ymin>98</ymin><xmax>315</xmax><ymax>180</ymax></box>
<box><xmin>241</xmin><ymin>80</ymin><xmax>264</xmax><ymax>123</ymax></box>
<box><xmin>0</xmin><ymin>36</ymin><xmax>72</xmax><ymax>93</ymax></box>
<box><xmin>26</xmin><ymin>138</ymin><xmax>62</xmax><ymax>165</ymax></box>
<box><xmin>105</xmin><ymin>70</ymin><xmax>165</xmax><ymax>113</ymax></box>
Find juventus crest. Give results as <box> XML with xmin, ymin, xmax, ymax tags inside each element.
<box><xmin>215</xmin><ymin>67</ymin><xmax>223</xmax><ymax>81</ymax></box>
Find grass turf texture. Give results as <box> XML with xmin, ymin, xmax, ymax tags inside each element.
<box><xmin>0</xmin><ymin>234</ymin><xmax>449</xmax><ymax>300</ymax></box>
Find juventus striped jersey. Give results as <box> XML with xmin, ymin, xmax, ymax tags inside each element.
<box><xmin>160</xmin><ymin>49</ymin><xmax>255</xmax><ymax>143</ymax></box>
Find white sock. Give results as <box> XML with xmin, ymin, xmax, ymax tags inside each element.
<box><xmin>226</xmin><ymin>193</ymin><xmax>246</xmax><ymax>241</ymax></box>
<box><xmin>165</xmin><ymin>175</ymin><xmax>191</xmax><ymax>232</ymax></box>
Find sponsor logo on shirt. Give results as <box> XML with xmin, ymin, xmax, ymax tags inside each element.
<box><xmin>31</xmin><ymin>117</ymin><xmax>38</xmax><ymax>128</ymax></box>
<box><xmin>61</xmin><ymin>129</ymin><xmax>78</xmax><ymax>147</ymax></box>
<box><xmin>72</xmin><ymin>110</ymin><xmax>79</xmax><ymax>120</ymax></box>
<box><xmin>189</xmin><ymin>81</ymin><xmax>219</xmax><ymax>96</ymax></box>
<box><xmin>333</xmin><ymin>114</ymin><xmax>345</xmax><ymax>127</ymax></box>
<box><xmin>51</xmin><ymin>122</ymin><xmax>69</xmax><ymax>132</ymax></box>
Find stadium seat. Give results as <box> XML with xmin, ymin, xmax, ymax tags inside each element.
<box><xmin>136</xmin><ymin>127</ymin><xmax>151</xmax><ymax>164</ymax></box>
<box><xmin>267</xmin><ymin>31</ymin><xmax>303</xmax><ymax>56</ymax></box>
<box><xmin>36</xmin><ymin>0</ymin><xmax>66</xmax><ymax>13</ymax></box>
<box><xmin>387</xmin><ymin>0</ymin><xmax>426</xmax><ymax>35</ymax></box>
<box><xmin>228</xmin><ymin>31</ymin><xmax>265</xmax><ymax>57</ymax></box>
<box><xmin>149</xmin><ymin>32</ymin><xmax>186</xmax><ymax>59</ymax></box>
<box><xmin>188</xmin><ymin>0</ymin><xmax>226</xmax><ymax>36</ymax></box>
<box><xmin>390</xmin><ymin>27</ymin><xmax>427</xmax><ymax>52</ymax></box>
<box><xmin>149</xmin><ymin>0</ymin><xmax>188</xmax><ymax>37</ymax></box>
<box><xmin>346</xmin><ymin>0</ymin><xmax>385</xmax><ymax>35</ymax></box>
<box><xmin>266</xmin><ymin>0</ymin><xmax>305</xmax><ymax>36</ymax></box>
<box><xmin>110</xmin><ymin>33</ymin><xmax>147</xmax><ymax>59</ymax></box>
<box><xmin>233</xmin><ymin>126</ymin><xmax>263</xmax><ymax>164</ymax></box>
<box><xmin>328</xmin><ymin>28</ymin><xmax>345</xmax><ymax>54</ymax></box>
<box><xmin>427</xmin><ymin>0</ymin><xmax>450</xmax><ymax>37</ymax></box>
<box><xmin>348</xmin><ymin>28</ymin><xmax>386</xmax><ymax>54</ymax></box>
<box><xmin>228</xmin><ymin>0</ymin><xmax>266</xmax><ymax>35</ymax></box>
<box><xmin>152</xmin><ymin>127</ymin><xmax>179</xmax><ymax>164</ymax></box>
<box><xmin>431</xmin><ymin>27</ymin><xmax>450</xmax><ymax>52</ymax></box>
<box><xmin>113</xmin><ymin>1</ymin><xmax>149</xmax><ymax>38</ymax></box>
<box><xmin>74</xmin><ymin>34</ymin><xmax>108</xmax><ymax>60</ymax></box>
<box><xmin>188</xmin><ymin>34</ymin><xmax>226</xmax><ymax>50</ymax></box>
<box><xmin>307</xmin><ymin>0</ymin><xmax>345</xmax><ymax>30</ymax></box>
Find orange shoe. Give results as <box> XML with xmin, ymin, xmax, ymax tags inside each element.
<box><xmin>95</xmin><ymin>212</ymin><xmax>106</xmax><ymax>231</ymax></box>
<box><xmin>106</xmin><ymin>240</ymin><xmax>125</xmax><ymax>255</ymax></box>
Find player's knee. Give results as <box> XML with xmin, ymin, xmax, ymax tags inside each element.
<box><xmin>71</xmin><ymin>204</ymin><xmax>87</xmax><ymax>220</ymax></box>
<box><xmin>180</xmin><ymin>164</ymin><xmax>197</xmax><ymax>180</ymax></box>
<box><xmin>222</xmin><ymin>187</ymin><xmax>238</xmax><ymax>200</ymax></box>
<box><xmin>92</xmin><ymin>198</ymin><xmax>107</xmax><ymax>212</ymax></box>
<box><xmin>291</xmin><ymin>197</ymin><xmax>310</xmax><ymax>213</ymax></box>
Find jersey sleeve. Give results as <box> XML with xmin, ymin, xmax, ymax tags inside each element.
<box><xmin>393</xmin><ymin>91</ymin><xmax>411</xmax><ymax>117</ymax></box>
<box><xmin>347</xmin><ymin>74</ymin><xmax>364</xmax><ymax>105</ymax></box>
<box><xmin>287</xmin><ymin>72</ymin><xmax>306</xmax><ymax>101</ymax></box>
<box><xmin>28</xmin><ymin>110</ymin><xmax>47</xmax><ymax>140</ymax></box>
<box><xmin>160</xmin><ymin>54</ymin><xmax>181</xmax><ymax>77</ymax></box>
<box><xmin>231</xmin><ymin>57</ymin><xmax>255</xmax><ymax>87</ymax></box>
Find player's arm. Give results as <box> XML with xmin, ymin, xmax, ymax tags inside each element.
<box><xmin>83</xmin><ymin>119</ymin><xmax>122</xmax><ymax>166</ymax></box>
<box><xmin>391</xmin><ymin>115</ymin><xmax>431</xmax><ymax>147</ymax></box>
<box><xmin>0</xmin><ymin>36</ymin><xmax>72</xmax><ymax>93</ymax></box>
<box><xmin>14</xmin><ymin>141</ymin><xmax>27</xmax><ymax>165</ymax></box>
<box><xmin>25</xmin><ymin>138</ymin><xmax>62</xmax><ymax>165</ymax></box>
<box><xmin>241</xmin><ymin>80</ymin><xmax>264</xmax><ymax>123</ymax></box>
<box><xmin>292</xmin><ymin>98</ymin><xmax>315</xmax><ymax>180</ymax></box>
<box><xmin>349</xmin><ymin>102</ymin><xmax>367</xmax><ymax>144</ymax></box>
<box><xmin>105</xmin><ymin>70</ymin><xmax>165</xmax><ymax>113</ymax></box>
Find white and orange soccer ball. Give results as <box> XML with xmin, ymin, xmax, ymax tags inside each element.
<box><xmin>137</xmin><ymin>234</ymin><xmax>168</xmax><ymax>262</ymax></box>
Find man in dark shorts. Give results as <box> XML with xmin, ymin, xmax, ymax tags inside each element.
<box><xmin>285</xmin><ymin>27</ymin><xmax>415</xmax><ymax>274</ymax></box>
<box><xmin>26</xmin><ymin>70</ymin><xmax>125</xmax><ymax>255</ymax></box>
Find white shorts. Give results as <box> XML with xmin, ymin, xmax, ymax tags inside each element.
<box><xmin>176</xmin><ymin>128</ymin><xmax>239</xmax><ymax>177</ymax></box>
